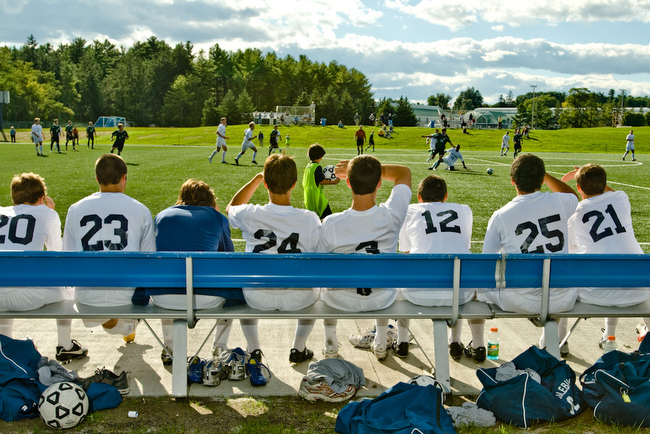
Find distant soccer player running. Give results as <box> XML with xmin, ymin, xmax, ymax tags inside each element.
<box><xmin>234</xmin><ymin>122</ymin><xmax>258</xmax><ymax>165</ymax></box>
<box><xmin>110</xmin><ymin>123</ymin><xmax>129</xmax><ymax>156</ymax></box>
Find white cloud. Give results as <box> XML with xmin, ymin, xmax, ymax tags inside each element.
<box><xmin>388</xmin><ymin>0</ymin><xmax>650</xmax><ymax>29</ymax></box>
<box><xmin>491</xmin><ymin>25</ymin><xmax>504</xmax><ymax>32</ymax></box>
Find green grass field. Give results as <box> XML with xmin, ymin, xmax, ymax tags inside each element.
<box><xmin>3</xmin><ymin>125</ymin><xmax>649</xmax><ymax>253</ymax></box>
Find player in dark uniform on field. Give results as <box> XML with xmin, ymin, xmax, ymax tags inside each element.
<box><xmin>269</xmin><ymin>124</ymin><xmax>281</xmax><ymax>155</ymax></box>
<box><xmin>65</xmin><ymin>120</ymin><xmax>74</xmax><ymax>150</ymax></box>
<box><xmin>424</xmin><ymin>127</ymin><xmax>453</xmax><ymax>170</ymax></box>
<box><xmin>513</xmin><ymin>128</ymin><xmax>523</xmax><ymax>159</ymax></box>
<box><xmin>87</xmin><ymin>121</ymin><xmax>97</xmax><ymax>149</ymax></box>
<box><xmin>50</xmin><ymin>119</ymin><xmax>62</xmax><ymax>153</ymax></box>
<box><xmin>110</xmin><ymin>123</ymin><xmax>129</xmax><ymax>156</ymax></box>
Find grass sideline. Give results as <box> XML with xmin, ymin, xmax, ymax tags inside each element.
<box><xmin>2</xmin><ymin>125</ymin><xmax>648</xmax><ymax>253</ymax></box>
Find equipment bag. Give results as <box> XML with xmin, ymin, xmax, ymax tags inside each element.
<box><xmin>335</xmin><ymin>382</ymin><xmax>456</xmax><ymax>434</ymax></box>
<box><xmin>476</xmin><ymin>346</ymin><xmax>584</xmax><ymax>428</ymax></box>
<box><xmin>580</xmin><ymin>345</ymin><xmax>650</xmax><ymax>426</ymax></box>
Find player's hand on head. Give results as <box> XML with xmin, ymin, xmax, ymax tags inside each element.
<box><xmin>43</xmin><ymin>196</ymin><xmax>55</xmax><ymax>210</ymax></box>
<box><xmin>561</xmin><ymin>166</ymin><xmax>580</xmax><ymax>183</ymax></box>
<box><xmin>334</xmin><ymin>160</ymin><xmax>349</xmax><ymax>179</ymax></box>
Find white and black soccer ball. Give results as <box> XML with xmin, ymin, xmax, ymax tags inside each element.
<box><xmin>39</xmin><ymin>382</ymin><xmax>89</xmax><ymax>430</ymax></box>
<box><xmin>487</xmin><ymin>168</ymin><xmax>494</xmax><ymax>175</ymax></box>
<box><xmin>323</xmin><ymin>165</ymin><xmax>337</xmax><ymax>181</ymax></box>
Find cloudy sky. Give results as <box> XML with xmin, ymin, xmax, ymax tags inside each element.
<box><xmin>2</xmin><ymin>0</ymin><xmax>650</xmax><ymax>105</ymax></box>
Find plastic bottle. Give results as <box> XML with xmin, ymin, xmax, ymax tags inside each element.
<box><xmin>487</xmin><ymin>327</ymin><xmax>499</xmax><ymax>360</ymax></box>
<box><xmin>602</xmin><ymin>335</ymin><xmax>618</xmax><ymax>354</ymax></box>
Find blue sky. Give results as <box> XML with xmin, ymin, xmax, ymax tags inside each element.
<box><xmin>2</xmin><ymin>0</ymin><xmax>649</xmax><ymax>105</ymax></box>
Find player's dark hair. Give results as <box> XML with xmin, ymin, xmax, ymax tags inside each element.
<box><xmin>11</xmin><ymin>172</ymin><xmax>46</xmax><ymax>205</ymax></box>
<box><xmin>419</xmin><ymin>175</ymin><xmax>447</xmax><ymax>202</ymax></box>
<box><xmin>511</xmin><ymin>154</ymin><xmax>545</xmax><ymax>194</ymax></box>
<box><xmin>176</xmin><ymin>179</ymin><xmax>216</xmax><ymax>207</ymax></box>
<box><xmin>575</xmin><ymin>164</ymin><xmax>607</xmax><ymax>196</ymax></box>
<box><xmin>264</xmin><ymin>154</ymin><xmax>297</xmax><ymax>195</ymax></box>
<box><xmin>95</xmin><ymin>154</ymin><xmax>127</xmax><ymax>186</ymax></box>
<box><xmin>308</xmin><ymin>143</ymin><xmax>326</xmax><ymax>161</ymax></box>
<box><xmin>348</xmin><ymin>155</ymin><xmax>381</xmax><ymax>195</ymax></box>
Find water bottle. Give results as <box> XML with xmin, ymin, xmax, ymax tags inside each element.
<box><xmin>487</xmin><ymin>327</ymin><xmax>499</xmax><ymax>360</ymax></box>
<box><xmin>602</xmin><ymin>335</ymin><xmax>618</xmax><ymax>354</ymax></box>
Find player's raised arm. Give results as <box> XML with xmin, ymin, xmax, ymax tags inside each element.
<box><xmin>226</xmin><ymin>173</ymin><xmax>264</xmax><ymax>214</ymax></box>
<box><xmin>543</xmin><ymin>172</ymin><xmax>578</xmax><ymax>197</ymax></box>
<box><xmin>381</xmin><ymin>164</ymin><xmax>412</xmax><ymax>189</ymax></box>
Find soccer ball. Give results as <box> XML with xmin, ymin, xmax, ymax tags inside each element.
<box><xmin>39</xmin><ymin>382</ymin><xmax>89</xmax><ymax>429</ymax></box>
<box><xmin>323</xmin><ymin>165</ymin><xmax>337</xmax><ymax>181</ymax></box>
<box><xmin>487</xmin><ymin>168</ymin><xmax>494</xmax><ymax>175</ymax></box>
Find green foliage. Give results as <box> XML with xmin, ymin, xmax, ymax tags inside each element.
<box><xmin>514</xmin><ymin>95</ymin><xmax>558</xmax><ymax>129</ymax></box>
<box><xmin>394</xmin><ymin>96</ymin><xmax>418</xmax><ymax>126</ymax></box>
<box><xmin>453</xmin><ymin>87</ymin><xmax>483</xmax><ymax>111</ymax></box>
<box><xmin>623</xmin><ymin>112</ymin><xmax>646</xmax><ymax>127</ymax></box>
<box><xmin>427</xmin><ymin>93</ymin><xmax>451</xmax><ymax>109</ymax></box>
<box><xmin>217</xmin><ymin>90</ymin><xmax>241</xmax><ymax>124</ymax></box>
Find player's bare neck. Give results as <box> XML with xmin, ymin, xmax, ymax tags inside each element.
<box><xmin>351</xmin><ymin>194</ymin><xmax>376</xmax><ymax>212</ymax></box>
<box><xmin>99</xmin><ymin>184</ymin><xmax>125</xmax><ymax>193</ymax></box>
<box><xmin>268</xmin><ymin>192</ymin><xmax>291</xmax><ymax>206</ymax></box>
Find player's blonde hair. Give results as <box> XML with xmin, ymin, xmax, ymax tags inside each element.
<box><xmin>95</xmin><ymin>154</ymin><xmax>127</xmax><ymax>186</ymax></box>
<box><xmin>511</xmin><ymin>154</ymin><xmax>545</xmax><ymax>194</ymax></box>
<box><xmin>263</xmin><ymin>154</ymin><xmax>297</xmax><ymax>195</ymax></box>
<box><xmin>575</xmin><ymin>164</ymin><xmax>607</xmax><ymax>196</ymax></box>
<box><xmin>176</xmin><ymin>179</ymin><xmax>216</xmax><ymax>207</ymax></box>
<box><xmin>11</xmin><ymin>172</ymin><xmax>46</xmax><ymax>205</ymax></box>
<box><xmin>419</xmin><ymin>175</ymin><xmax>447</xmax><ymax>202</ymax></box>
<box><xmin>348</xmin><ymin>155</ymin><xmax>381</xmax><ymax>195</ymax></box>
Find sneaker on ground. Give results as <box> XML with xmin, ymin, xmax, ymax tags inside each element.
<box><xmin>208</xmin><ymin>156</ymin><xmax>212</xmax><ymax>163</ymax></box>
<box><xmin>249</xmin><ymin>349</ymin><xmax>263</xmax><ymax>363</ymax></box>
<box><xmin>161</xmin><ymin>349</ymin><xmax>173</xmax><ymax>366</ymax></box>
<box><xmin>55</xmin><ymin>339</ymin><xmax>88</xmax><ymax>363</ymax></box>
<box><xmin>225</xmin><ymin>348</ymin><xmax>247</xmax><ymax>381</ymax></box>
<box><xmin>202</xmin><ymin>359</ymin><xmax>226</xmax><ymax>387</ymax></box>
<box><xmin>246</xmin><ymin>358</ymin><xmax>270</xmax><ymax>387</ymax></box>
<box><xmin>251</xmin><ymin>160</ymin><xmax>258</xmax><ymax>165</ymax></box>
<box><xmin>394</xmin><ymin>342</ymin><xmax>409</xmax><ymax>358</ymax></box>
<box><xmin>464</xmin><ymin>342</ymin><xmax>486</xmax><ymax>363</ymax></box>
<box><xmin>322</xmin><ymin>342</ymin><xmax>339</xmax><ymax>359</ymax></box>
<box><xmin>298</xmin><ymin>379</ymin><xmax>356</xmax><ymax>402</ymax></box>
<box><xmin>349</xmin><ymin>325</ymin><xmax>398</xmax><ymax>349</ymax></box>
<box><xmin>82</xmin><ymin>368</ymin><xmax>129</xmax><ymax>395</ymax></box>
<box><xmin>449</xmin><ymin>342</ymin><xmax>464</xmax><ymax>361</ymax></box>
<box><xmin>372</xmin><ymin>342</ymin><xmax>387</xmax><ymax>361</ymax></box>
<box><xmin>289</xmin><ymin>347</ymin><xmax>314</xmax><ymax>364</ymax></box>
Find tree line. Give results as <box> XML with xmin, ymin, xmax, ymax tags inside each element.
<box><xmin>428</xmin><ymin>87</ymin><xmax>650</xmax><ymax>129</ymax></box>
<box><xmin>2</xmin><ymin>35</ymin><xmax>411</xmax><ymax>127</ymax></box>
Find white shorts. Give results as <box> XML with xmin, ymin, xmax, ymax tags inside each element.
<box><xmin>240</xmin><ymin>141</ymin><xmax>256</xmax><ymax>152</ymax></box>
<box><xmin>74</xmin><ymin>287</ymin><xmax>135</xmax><ymax>307</ymax></box>
<box><xmin>626</xmin><ymin>143</ymin><xmax>635</xmax><ymax>151</ymax></box>
<box><xmin>32</xmin><ymin>134</ymin><xmax>42</xmax><ymax>144</ymax></box>
<box><xmin>477</xmin><ymin>287</ymin><xmax>577</xmax><ymax>315</ymax></box>
<box><xmin>399</xmin><ymin>288</ymin><xmax>474</xmax><ymax>307</ymax></box>
<box><xmin>243</xmin><ymin>288</ymin><xmax>319</xmax><ymax>311</ymax></box>
<box><xmin>443</xmin><ymin>157</ymin><xmax>456</xmax><ymax>167</ymax></box>
<box><xmin>578</xmin><ymin>287</ymin><xmax>650</xmax><ymax>307</ymax></box>
<box><xmin>321</xmin><ymin>288</ymin><xmax>396</xmax><ymax>312</ymax></box>
<box><xmin>151</xmin><ymin>294</ymin><xmax>225</xmax><ymax>310</ymax></box>
<box><xmin>0</xmin><ymin>287</ymin><xmax>67</xmax><ymax>311</ymax></box>
<box><xmin>216</xmin><ymin>138</ymin><xmax>226</xmax><ymax>149</ymax></box>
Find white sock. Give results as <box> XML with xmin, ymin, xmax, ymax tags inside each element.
<box><xmin>209</xmin><ymin>149</ymin><xmax>218</xmax><ymax>159</ymax></box>
<box><xmin>0</xmin><ymin>319</ymin><xmax>13</xmax><ymax>338</ymax></box>
<box><xmin>241</xmin><ymin>319</ymin><xmax>260</xmax><ymax>352</ymax></box>
<box><xmin>56</xmin><ymin>319</ymin><xmax>72</xmax><ymax>348</ymax></box>
<box><xmin>162</xmin><ymin>319</ymin><xmax>173</xmax><ymax>347</ymax></box>
<box><xmin>213</xmin><ymin>319</ymin><xmax>232</xmax><ymax>351</ymax></box>
<box><xmin>604</xmin><ymin>317</ymin><xmax>618</xmax><ymax>338</ymax></box>
<box><xmin>292</xmin><ymin>319</ymin><xmax>315</xmax><ymax>351</ymax></box>
<box><xmin>375</xmin><ymin>319</ymin><xmax>389</xmax><ymax>347</ymax></box>
<box><xmin>324</xmin><ymin>319</ymin><xmax>338</xmax><ymax>350</ymax></box>
<box><xmin>449</xmin><ymin>320</ymin><xmax>463</xmax><ymax>344</ymax></box>
<box><xmin>468</xmin><ymin>319</ymin><xmax>485</xmax><ymax>348</ymax></box>
<box><xmin>222</xmin><ymin>150</ymin><xmax>227</xmax><ymax>161</ymax></box>
<box><xmin>252</xmin><ymin>151</ymin><xmax>257</xmax><ymax>162</ymax></box>
<box><xmin>397</xmin><ymin>319</ymin><xmax>411</xmax><ymax>343</ymax></box>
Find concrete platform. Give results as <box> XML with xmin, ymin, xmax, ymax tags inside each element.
<box><xmin>12</xmin><ymin>317</ymin><xmax>645</xmax><ymax>398</ymax></box>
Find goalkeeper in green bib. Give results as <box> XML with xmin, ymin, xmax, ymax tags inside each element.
<box><xmin>303</xmin><ymin>144</ymin><xmax>340</xmax><ymax>219</ymax></box>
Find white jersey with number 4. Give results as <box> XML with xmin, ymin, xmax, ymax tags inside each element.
<box><xmin>568</xmin><ymin>190</ymin><xmax>648</xmax><ymax>306</ymax></box>
<box><xmin>318</xmin><ymin>184</ymin><xmax>411</xmax><ymax>311</ymax></box>
<box><xmin>63</xmin><ymin>192</ymin><xmax>155</xmax><ymax>306</ymax></box>
<box><xmin>0</xmin><ymin>204</ymin><xmax>67</xmax><ymax>311</ymax></box>
<box><xmin>398</xmin><ymin>201</ymin><xmax>474</xmax><ymax>306</ymax></box>
<box><xmin>228</xmin><ymin>203</ymin><xmax>321</xmax><ymax>311</ymax></box>
<box><xmin>480</xmin><ymin>191</ymin><xmax>579</xmax><ymax>314</ymax></box>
